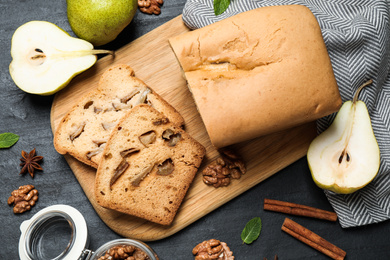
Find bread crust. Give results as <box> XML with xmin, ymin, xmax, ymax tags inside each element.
<box><xmin>169</xmin><ymin>5</ymin><xmax>342</xmax><ymax>148</ymax></box>
<box><xmin>53</xmin><ymin>64</ymin><xmax>184</xmax><ymax>168</ymax></box>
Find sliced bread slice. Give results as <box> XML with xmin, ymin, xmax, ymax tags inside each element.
<box><xmin>53</xmin><ymin>64</ymin><xmax>184</xmax><ymax>168</ymax></box>
<box><xmin>95</xmin><ymin>104</ymin><xmax>205</xmax><ymax>225</ymax></box>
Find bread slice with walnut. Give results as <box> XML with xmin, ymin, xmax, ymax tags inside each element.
<box><xmin>95</xmin><ymin>104</ymin><xmax>205</xmax><ymax>225</ymax></box>
<box><xmin>53</xmin><ymin>64</ymin><xmax>184</xmax><ymax>168</ymax></box>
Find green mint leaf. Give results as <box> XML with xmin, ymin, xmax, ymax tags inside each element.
<box><xmin>0</xmin><ymin>133</ymin><xmax>19</xmax><ymax>148</ymax></box>
<box><xmin>214</xmin><ymin>0</ymin><xmax>230</xmax><ymax>16</ymax></box>
<box><xmin>241</xmin><ymin>217</ymin><xmax>262</xmax><ymax>244</ymax></box>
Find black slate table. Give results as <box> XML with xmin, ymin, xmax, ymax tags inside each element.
<box><xmin>1</xmin><ymin>1</ymin><xmax>389</xmax><ymax>259</ymax></box>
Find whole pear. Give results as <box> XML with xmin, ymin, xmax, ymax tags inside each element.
<box><xmin>67</xmin><ymin>0</ymin><xmax>138</xmax><ymax>46</ymax></box>
<box><xmin>307</xmin><ymin>80</ymin><xmax>380</xmax><ymax>194</ymax></box>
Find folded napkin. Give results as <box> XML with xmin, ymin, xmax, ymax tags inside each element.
<box><xmin>182</xmin><ymin>0</ymin><xmax>390</xmax><ymax>228</ymax></box>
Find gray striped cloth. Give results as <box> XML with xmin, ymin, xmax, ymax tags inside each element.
<box><xmin>182</xmin><ymin>0</ymin><xmax>390</xmax><ymax>228</ymax></box>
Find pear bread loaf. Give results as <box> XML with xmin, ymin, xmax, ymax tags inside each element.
<box><xmin>53</xmin><ymin>64</ymin><xmax>184</xmax><ymax>168</ymax></box>
<box><xmin>94</xmin><ymin>104</ymin><xmax>206</xmax><ymax>225</ymax></box>
<box><xmin>169</xmin><ymin>5</ymin><xmax>342</xmax><ymax>148</ymax></box>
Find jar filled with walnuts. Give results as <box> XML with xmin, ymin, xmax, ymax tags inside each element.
<box><xmin>18</xmin><ymin>205</ymin><xmax>158</xmax><ymax>260</ymax></box>
<box><xmin>92</xmin><ymin>239</ymin><xmax>158</xmax><ymax>260</ymax></box>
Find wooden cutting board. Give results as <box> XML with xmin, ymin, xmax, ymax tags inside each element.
<box><xmin>50</xmin><ymin>15</ymin><xmax>317</xmax><ymax>241</ymax></box>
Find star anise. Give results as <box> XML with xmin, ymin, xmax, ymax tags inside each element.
<box><xmin>20</xmin><ymin>148</ymin><xmax>43</xmax><ymax>178</ymax></box>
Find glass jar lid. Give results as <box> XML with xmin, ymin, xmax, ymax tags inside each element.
<box><xmin>19</xmin><ymin>204</ymin><xmax>89</xmax><ymax>260</ymax></box>
<box><xmin>18</xmin><ymin>204</ymin><xmax>159</xmax><ymax>260</ymax></box>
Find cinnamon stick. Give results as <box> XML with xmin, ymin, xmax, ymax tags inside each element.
<box><xmin>264</xmin><ymin>199</ymin><xmax>337</xmax><ymax>221</ymax></box>
<box><xmin>282</xmin><ymin>218</ymin><xmax>346</xmax><ymax>260</ymax></box>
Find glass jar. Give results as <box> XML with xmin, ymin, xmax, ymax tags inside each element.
<box><xmin>90</xmin><ymin>239</ymin><xmax>158</xmax><ymax>260</ymax></box>
<box><xmin>18</xmin><ymin>205</ymin><xmax>158</xmax><ymax>260</ymax></box>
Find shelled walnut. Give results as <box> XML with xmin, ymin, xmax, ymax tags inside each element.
<box><xmin>202</xmin><ymin>149</ymin><xmax>246</xmax><ymax>188</ymax></box>
<box><xmin>98</xmin><ymin>244</ymin><xmax>152</xmax><ymax>260</ymax></box>
<box><xmin>193</xmin><ymin>239</ymin><xmax>234</xmax><ymax>260</ymax></box>
<box><xmin>138</xmin><ymin>0</ymin><xmax>164</xmax><ymax>15</ymax></box>
<box><xmin>8</xmin><ymin>184</ymin><xmax>38</xmax><ymax>214</ymax></box>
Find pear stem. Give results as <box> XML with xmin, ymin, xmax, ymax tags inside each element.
<box><xmin>353</xmin><ymin>79</ymin><xmax>373</xmax><ymax>104</ymax></box>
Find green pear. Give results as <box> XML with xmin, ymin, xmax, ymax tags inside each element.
<box><xmin>9</xmin><ymin>21</ymin><xmax>113</xmax><ymax>96</ymax></box>
<box><xmin>307</xmin><ymin>80</ymin><xmax>380</xmax><ymax>194</ymax></box>
<box><xmin>67</xmin><ymin>0</ymin><xmax>138</xmax><ymax>46</ymax></box>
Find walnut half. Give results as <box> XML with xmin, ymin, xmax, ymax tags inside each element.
<box><xmin>8</xmin><ymin>185</ymin><xmax>39</xmax><ymax>214</ymax></box>
<box><xmin>193</xmin><ymin>239</ymin><xmax>234</xmax><ymax>260</ymax></box>
<box><xmin>202</xmin><ymin>149</ymin><xmax>246</xmax><ymax>188</ymax></box>
<box><xmin>138</xmin><ymin>0</ymin><xmax>164</xmax><ymax>15</ymax></box>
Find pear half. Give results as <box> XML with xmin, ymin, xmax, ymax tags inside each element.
<box><xmin>307</xmin><ymin>80</ymin><xmax>380</xmax><ymax>194</ymax></box>
<box><xmin>9</xmin><ymin>21</ymin><xmax>113</xmax><ymax>95</ymax></box>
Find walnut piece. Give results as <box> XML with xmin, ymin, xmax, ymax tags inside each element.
<box><xmin>138</xmin><ymin>0</ymin><xmax>164</xmax><ymax>15</ymax></box>
<box><xmin>168</xmin><ymin>133</ymin><xmax>181</xmax><ymax>146</ymax></box>
<box><xmin>97</xmin><ymin>244</ymin><xmax>152</xmax><ymax>260</ymax></box>
<box><xmin>112</xmin><ymin>101</ymin><xmax>131</xmax><ymax>111</ymax></box>
<box><xmin>8</xmin><ymin>184</ymin><xmax>38</xmax><ymax>214</ymax></box>
<box><xmin>120</xmin><ymin>89</ymin><xmax>140</xmax><ymax>104</ymax></box>
<box><xmin>84</xmin><ymin>100</ymin><xmax>94</xmax><ymax>109</ymax></box>
<box><xmin>120</xmin><ymin>148</ymin><xmax>140</xmax><ymax>158</ymax></box>
<box><xmin>202</xmin><ymin>160</ymin><xmax>230</xmax><ymax>188</ymax></box>
<box><xmin>94</xmin><ymin>107</ymin><xmax>103</xmax><ymax>114</ymax></box>
<box><xmin>139</xmin><ymin>131</ymin><xmax>157</xmax><ymax>147</ymax></box>
<box><xmin>87</xmin><ymin>140</ymin><xmax>107</xmax><ymax>159</ymax></box>
<box><xmin>157</xmin><ymin>158</ymin><xmax>174</xmax><ymax>176</ymax></box>
<box><xmin>70</xmin><ymin>122</ymin><xmax>86</xmax><ymax>141</ymax></box>
<box><xmin>162</xmin><ymin>129</ymin><xmax>174</xmax><ymax>139</ymax></box>
<box><xmin>110</xmin><ymin>159</ymin><xmax>130</xmax><ymax>187</ymax></box>
<box><xmin>162</xmin><ymin>129</ymin><xmax>181</xmax><ymax>146</ymax></box>
<box><xmin>202</xmin><ymin>149</ymin><xmax>246</xmax><ymax>188</ymax></box>
<box><xmin>132</xmin><ymin>164</ymin><xmax>155</xmax><ymax>186</ymax></box>
<box><xmin>153</xmin><ymin>117</ymin><xmax>169</xmax><ymax>126</ymax></box>
<box><xmin>221</xmin><ymin>149</ymin><xmax>246</xmax><ymax>175</ymax></box>
<box><xmin>136</xmin><ymin>88</ymin><xmax>151</xmax><ymax>105</ymax></box>
<box><xmin>102</xmin><ymin>122</ymin><xmax>117</xmax><ymax>131</ymax></box>
<box><xmin>193</xmin><ymin>239</ymin><xmax>234</xmax><ymax>260</ymax></box>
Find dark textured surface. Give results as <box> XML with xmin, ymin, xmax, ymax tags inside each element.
<box><xmin>0</xmin><ymin>1</ymin><xmax>389</xmax><ymax>259</ymax></box>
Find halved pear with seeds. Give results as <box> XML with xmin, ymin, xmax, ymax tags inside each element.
<box><xmin>307</xmin><ymin>80</ymin><xmax>380</xmax><ymax>194</ymax></box>
<box><xmin>9</xmin><ymin>21</ymin><xmax>114</xmax><ymax>95</ymax></box>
